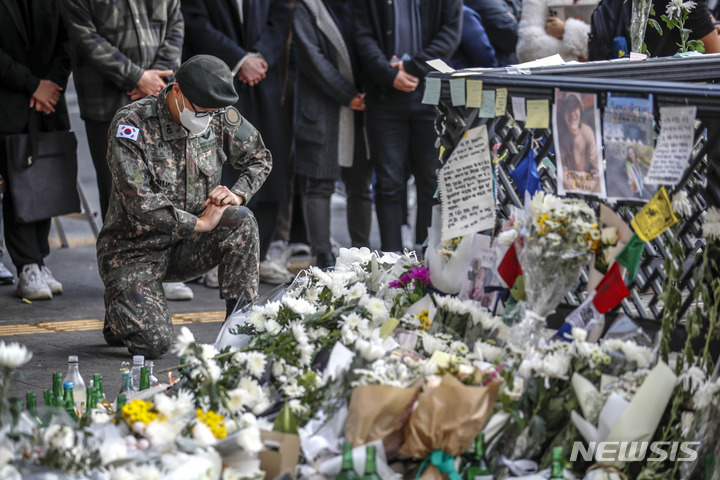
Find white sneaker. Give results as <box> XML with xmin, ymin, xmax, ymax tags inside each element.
<box><xmin>0</xmin><ymin>262</ymin><xmax>13</xmax><ymax>285</ymax></box>
<box><xmin>259</xmin><ymin>258</ymin><xmax>294</xmax><ymax>284</ymax></box>
<box><xmin>162</xmin><ymin>282</ymin><xmax>194</xmax><ymax>301</ymax></box>
<box><xmin>204</xmin><ymin>266</ymin><xmax>219</xmax><ymax>288</ymax></box>
<box><xmin>17</xmin><ymin>264</ymin><xmax>52</xmax><ymax>300</ymax></box>
<box><xmin>40</xmin><ymin>266</ymin><xmax>63</xmax><ymax>295</ymax></box>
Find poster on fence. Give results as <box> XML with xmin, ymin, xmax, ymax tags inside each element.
<box><xmin>603</xmin><ymin>94</ymin><xmax>656</xmax><ymax>202</ymax></box>
<box><xmin>553</xmin><ymin>89</ymin><xmax>605</xmax><ymax>198</ymax></box>
<box><xmin>644</xmin><ymin>106</ymin><xmax>697</xmax><ymax>186</ymax></box>
<box><xmin>457</xmin><ymin>234</ymin><xmax>505</xmax><ymax>310</ymax></box>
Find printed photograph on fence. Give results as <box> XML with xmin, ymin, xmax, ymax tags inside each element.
<box><xmin>553</xmin><ymin>89</ymin><xmax>605</xmax><ymax>198</ymax></box>
<box><xmin>458</xmin><ymin>234</ymin><xmax>500</xmax><ymax>311</ymax></box>
<box><xmin>603</xmin><ymin>94</ymin><xmax>656</xmax><ymax>201</ymax></box>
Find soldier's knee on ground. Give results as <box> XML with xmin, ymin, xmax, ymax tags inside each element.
<box><xmin>125</xmin><ymin>331</ymin><xmax>172</xmax><ymax>359</ymax></box>
<box><xmin>218</xmin><ymin>205</ymin><xmax>254</xmax><ymax>229</ymax></box>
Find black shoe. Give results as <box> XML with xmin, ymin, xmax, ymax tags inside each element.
<box><xmin>0</xmin><ymin>262</ymin><xmax>14</xmax><ymax>285</ymax></box>
<box><xmin>316</xmin><ymin>251</ymin><xmax>336</xmax><ymax>269</ymax></box>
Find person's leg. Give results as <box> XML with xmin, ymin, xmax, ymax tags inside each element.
<box><xmin>84</xmin><ymin>120</ymin><xmax>113</xmax><ymax>221</ymax></box>
<box><xmin>341</xmin><ymin>156</ymin><xmax>373</xmax><ymax>248</ymax></box>
<box><xmin>408</xmin><ymin>101</ymin><xmax>440</xmax><ymax>248</ymax></box>
<box><xmin>365</xmin><ymin>103</ymin><xmax>410</xmax><ymax>252</ymax></box>
<box><xmin>165</xmin><ymin>206</ymin><xmax>260</xmax><ymax>311</ymax></box>
<box><xmin>303</xmin><ymin>177</ymin><xmax>335</xmax><ymax>266</ymax></box>
<box><xmin>0</xmin><ymin>191</ymin><xmax>11</xmax><ymax>285</ymax></box>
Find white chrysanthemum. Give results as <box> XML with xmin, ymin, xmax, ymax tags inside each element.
<box><xmin>245</xmin><ymin>352</ymin><xmax>267</xmax><ymax>378</ymax></box>
<box><xmin>192</xmin><ymin>421</ymin><xmax>216</xmax><ymax>446</ymax></box>
<box><xmin>355</xmin><ymin>338</ymin><xmax>385</xmax><ymax>362</ymax></box>
<box><xmin>272</xmin><ymin>360</ymin><xmax>286</xmax><ymax>378</ymax></box>
<box><xmin>0</xmin><ymin>341</ymin><xmax>32</xmax><ymax>369</ymax></box>
<box><xmin>680</xmin><ymin>411</ymin><xmax>694</xmax><ymax>437</ymax></box>
<box><xmin>474</xmin><ymin>341</ymin><xmax>504</xmax><ymax>362</ymax></box>
<box><xmin>694</xmin><ymin>378</ymin><xmax>720</xmax><ymax>410</ymax></box>
<box><xmin>671</xmin><ymin>191</ymin><xmax>692</xmax><ymax>218</ymax></box>
<box><xmin>518</xmin><ymin>350</ymin><xmax>543</xmax><ymax>379</ymax></box>
<box><xmin>200</xmin><ymin>343</ymin><xmax>219</xmax><ymax>360</ymax></box>
<box><xmin>541</xmin><ymin>352</ymin><xmax>571</xmax><ymax>380</ymax></box>
<box><xmin>666</xmin><ymin>0</ymin><xmax>696</xmax><ymax>18</ymax></box>
<box><xmin>204</xmin><ymin>359</ymin><xmax>222</xmax><ymax>382</ymax></box>
<box><xmin>340</xmin><ymin>312</ymin><xmax>363</xmax><ymax>331</ymax></box>
<box><xmin>450</xmin><ymin>340</ymin><xmax>469</xmax><ymax>356</ymax></box>
<box><xmin>497</xmin><ymin>229</ymin><xmax>519</xmax><ymax>246</ymax></box>
<box><xmin>304</xmin><ymin>287</ymin><xmax>321</xmax><ymax>304</ymax></box>
<box><xmin>264</xmin><ymin>319</ymin><xmax>281</xmax><ymax>335</ymax></box>
<box><xmin>237</xmin><ymin>377</ymin><xmax>264</xmax><ymax>406</ymax></box>
<box><xmin>311</xmin><ymin>267</ymin><xmax>334</xmax><ymax>287</ymax></box>
<box><xmin>347</xmin><ymin>283</ymin><xmax>367</xmax><ymax>300</ymax></box>
<box><xmin>265</xmin><ymin>301</ymin><xmax>281</xmax><ymax>318</ymax></box>
<box><xmin>246</xmin><ymin>311</ymin><xmax>266</xmax><ymax>331</ymax></box>
<box><xmin>172</xmin><ymin>327</ymin><xmax>195</xmax><ymax>357</ymax></box>
<box><xmin>600</xmin><ymin>227</ymin><xmax>618</xmax><ymax>245</ymax></box>
<box><xmin>226</xmin><ymin>388</ymin><xmax>250</xmax><ymax>412</ymax></box>
<box><xmin>678</xmin><ymin>366</ymin><xmax>706</xmax><ymax>394</ymax></box>
<box><xmin>503</xmin><ymin>377</ymin><xmax>525</xmax><ymax>401</ymax></box>
<box><xmin>236</xmin><ymin>426</ymin><xmax>263</xmax><ymax>452</ymax></box>
<box><xmin>283</xmin><ymin>296</ymin><xmax>316</xmax><ymax>316</ymax></box>
<box><xmin>291</xmin><ymin>322</ymin><xmax>309</xmax><ymax>345</ymax></box>
<box><xmin>44</xmin><ymin>424</ymin><xmax>75</xmax><ymax>451</ymax></box>
<box><xmin>421</xmin><ymin>333</ymin><xmax>447</xmax><ymax>356</ymax></box>
<box><xmin>298</xmin><ymin>344</ymin><xmax>314</xmax><ymax>367</ymax></box>
<box><xmin>341</xmin><ymin>325</ymin><xmax>357</xmax><ymax>344</ymax></box>
<box><xmin>281</xmin><ymin>379</ymin><xmax>306</xmax><ymax>398</ymax></box>
<box><xmin>703</xmin><ymin>207</ymin><xmax>720</xmax><ymax>241</ymax></box>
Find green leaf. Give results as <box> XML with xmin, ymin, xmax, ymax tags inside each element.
<box><xmin>273</xmin><ymin>401</ymin><xmax>299</xmax><ymax>434</ymax></box>
<box><xmin>528</xmin><ymin>415</ymin><xmax>547</xmax><ymax>443</ymax></box>
<box><xmin>648</xmin><ymin>19</ymin><xmax>663</xmax><ymax>35</ymax></box>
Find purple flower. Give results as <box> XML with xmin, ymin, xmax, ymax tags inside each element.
<box><xmin>388</xmin><ymin>280</ymin><xmax>403</xmax><ymax>289</ymax></box>
<box><xmin>400</xmin><ymin>273</ymin><xmax>412</xmax><ymax>285</ymax></box>
<box><xmin>408</xmin><ymin>265</ymin><xmax>431</xmax><ymax>285</ymax></box>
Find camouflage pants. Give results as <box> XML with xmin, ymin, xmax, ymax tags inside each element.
<box><xmin>103</xmin><ymin>206</ymin><xmax>259</xmax><ymax>358</ymax></box>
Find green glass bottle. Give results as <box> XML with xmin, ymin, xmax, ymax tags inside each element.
<box><xmin>465</xmin><ymin>433</ymin><xmax>493</xmax><ymax>480</ymax></box>
<box><xmin>42</xmin><ymin>389</ymin><xmax>55</xmax><ymax>425</ymax></box>
<box><xmin>119</xmin><ymin>372</ymin><xmax>133</xmax><ymax>396</ymax></box>
<box><xmin>116</xmin><ymin>393</ymin><xmax>127</xmax><ymax>413</ymax></box>
<box><xmin>337</xmin><ymin>441</ymin><xmax>360</xmax><ymax>480</ymax></box>
<box><xmin>179</xmin><ymin>356</ymin><xmax>188</xmax><ymax>379</ymax></box>
<box><xmin>63</xmin><ymin>382</ymin><xmax>78</xmax><ymax>421</ymax></box>
<box><xmin>360</xmin><ymin>445</ymin><xmax>381</xmax><ymax>480</ymax></box>
<box><xmin>81</xmin><ymin>387</ymin><xmax>96</xmax><ymax>426</ymax></box>
<box><xmin>93</xmin><ymin>374</ymin><xmax>105</xmax><ymax>401</ymax></box>
<box><xmin>705</xmin><ymin>453</ymin><xmax>715</xmax><ymax>480</ymax></box>
<box><xmin>549</xmin><ymin>446</ymin><xmax>564</xmax><ymax>480</ymax></box>
<box><xmin>139</xmin><ymin>366</ymin><xmax>150</xmax><ymax>390</ymax></box>
<box><xmin>8</xmin><ymin>397</ymin><xmax>23</xmax><ymax>425</ymax></box>
<box><xmin>52</xmin><ymin>372</ymin><xmax>63</xmax><ymax>405</ymax></box>
<box><xmin>26</xmin><ymin>392</ymin><xmax>42</xmax><ymax>425</ymax></box>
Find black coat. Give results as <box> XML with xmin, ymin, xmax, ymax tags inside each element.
<box><xmin>0</xmin><ymin>0</ymin><xmax>71</xmax><ymax>134</ymax></box>
<box><xmin>353</xmin><ymin>0</ymin><xmax>462</xmax><ymax>94</ymax></box>
<box><xmin>181</xmin><ymin>0</ymin><xmax>291</xmax><ymax>202</ymax></box>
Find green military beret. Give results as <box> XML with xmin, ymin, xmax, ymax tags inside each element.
<box><xmin>175</xmin><ymin>55</ymin><xmax>238</xmax><ymax>108</ymax></box>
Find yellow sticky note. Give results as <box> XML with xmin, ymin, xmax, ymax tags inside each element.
<box><xmin>379</xmin><ymin>317</ymin><xmax>400</xmax><ymax>339</ymax></box>
<box><xmin>525</xmin><ymin>99</ymin><xmax>550</xmax><ymax>129</ymax></box>
<box><xmin>466</xmin><ymin>79</ymin><xmax>483</xmax><ymax>108</ymax></box>
<box><xmin>429</xmin><ymin>351</ymin><xmax>457</xmax><ymax>367</ymax></box>
<box><xmin>439</xmin><ymin>145</ymin><xmax>445</xmax><ymax>160</ymax></box>
<box><xmin>495</xmin><ymin>88</ymin><xmax>508</xmax><ymax>116</ymax></box>
<box><xmin>631</xmin><ymin>186</ymin><xmax>678</xmax><ymax>242</ymax></box>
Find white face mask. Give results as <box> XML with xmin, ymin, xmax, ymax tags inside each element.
<box><xmin>175</xmin><ymin>94</ymin><xmax>212</xmax><ymax>137</ymax></box>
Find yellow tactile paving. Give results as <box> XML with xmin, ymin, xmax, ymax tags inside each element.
<box><xmin>48</xmin><ymin>237</ymin><xmax>97</xmax><ymax>249</ymax></box>
<box><xmin>0</xmin><ymin>311</ymin><xmax>225</xmax><ymax>336</ymax></box>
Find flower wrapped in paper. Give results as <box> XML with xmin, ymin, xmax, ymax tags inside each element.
<box><xmin>399</xmin><ymin>370</ymin><xmax>503</xmax><ymax>480</ymax></box>
<box><xmin>510</xmin><ymin>192</ymin><xmax>599</xmax><ymax>348</ymax></box>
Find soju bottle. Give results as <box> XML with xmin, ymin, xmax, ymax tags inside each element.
<box><xmin>146</xmin><ymin>361</ymin><xmax>159</xmax><ymax>387</ymax></box>
<box><xmin>81</xmin><ymin>387</ymin><xmax>96</xmax><ymax>426</ymax></box>
<box><xmin>337</xmin><ymin>441</ymin><xmax>360</xmax><ymax>480</ymax></box>
<box><xmin>119</xmin><ymin>372</ymin><xmax>133</xmax><ymax>396</ymax></box>
<box><xmin>116</xmin><ymin>394</ymin><xmax>127</xmax><ymax>413</ymax></box>
<box><xmin>549</xmin><ymin>446</ymin><xmax>564</xmax><ymax>480</ymax></box>
<box><xmin>360</xmin><ymin>445</ymin><xmax>381</xmax><ymax>480</ymax></box>
<box><xmin>129</xmin><ymin>355</ymin><xmax>144</xmax><ymax>392</ymax></box>
<box><xmin>465</xmin><ymin>433</ymin><xmax>493</xmax><ymax>480</ymax></box>
<box><xmin>93</xmin><ymin>374</ymin><xmax>105</xmax><ymax>401</ymax></box>
<box><xmin>179</xmin><ymin>356</ymin><xmax>188</xmax><ymax>379</ymax></box>
<box><xmin>52</xmin><ymin>372</ymin><xmax>63</xmax><ymax>405</ymax></box>
<box><xmin>139</xmin><ymin>366</ymin><xmax>150</xmax><ymax>390</ymax></box>
<box><xmin>26</xmin><ymin>392</ymin><xmax>41</xmax><ymax>425</ymax></box>
<box><xmin>62</xmin><ymin>382</ymin><xmax>78</xmax><ymax>421</ymax></box>
<box><xmin>8</xmin><ymin>397</ymin><xmax>23</xmax><ymax>425</ymax></box>
<box><xmin>705</xmin><ymin>453</ymin><xmax>715</xmax><ymax>480</ymax></box>
<box><xmin>42</xmin><ymin>389</ymin><xmax>54</xmax><ymax>425</ymax></box>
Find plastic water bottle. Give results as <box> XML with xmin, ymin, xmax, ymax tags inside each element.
<box><xmin>63</xmin><ymin>356</ymin><xmax>86</xmax><ymax>410</ymax></box>
<box><xmin>129</xmin><ymin>355</ymin><xmax>145</xmax><ymax>392</ymax></box>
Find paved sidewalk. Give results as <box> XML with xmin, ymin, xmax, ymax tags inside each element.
<box><xmin>0</xmin><ymin>79</ymin><xmax>382</xmax><ymax>402</ymax></box>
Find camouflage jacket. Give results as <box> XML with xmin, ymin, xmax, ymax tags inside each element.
<box><xmin>97</xmin><ymin>87</ymin><xmax>272</xmax><ymax>289</ymax></box>
<box><xmin>61</xmin><ymin>0</ymin><xmax>184</xmax><ymax>122</ymax></box>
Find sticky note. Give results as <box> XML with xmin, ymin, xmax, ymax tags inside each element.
<box><xmin>478</xmin><ymin>90</ymin><xmax>495</xmax><ymax>118</ymax></box>
<box><xmin>512</xmin><ymin>96</ymin><xmax>526</xmax><ymax>121</ymax></box>
<box><xmin>449</xmin><ymin>78</ymin><xmax>466</xmax><ymax>106</ymax></box>
<box><xmin>525</xmin><ymin>99</ymin><xmax>550</xmax><ymax>129</ymax></box>
<box><xmin>379</xmin><ymin>317</ymin><xmax>400</xmax><ymax>339</ymax></box>
<box><xmin>422</xmin><ymin>77</ymin><xmax>442</xmax><ymax>105</ymax></box>
<box><xmin>495</xmin><ymin>88</ymin><xmax>508</xmax><ymax>116</ymax></box>
<box><xmin>466</xmin><ymin>80</ymin><xmax>483</xmax><ymax>108</ymax></box>
<box><xmin>426</xmin><ymin>59</ymin><xmax>455</xmax><ymax>73</ymax></box>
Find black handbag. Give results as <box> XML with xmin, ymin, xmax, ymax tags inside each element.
<box><xmin>5</xmin><ymin>113</ymin><xmax>80</xmax><ymax>223</ymax></box>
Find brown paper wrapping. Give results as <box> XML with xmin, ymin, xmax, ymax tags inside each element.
<box><xmin>399</xmin><ymin>373</ymin><xmax>503</xmax><ymax>480</ymax></box>
<box><xmin>345</xmin><ymin>384</ymin><xmax>420</xmax><ymax>447</ymax></box>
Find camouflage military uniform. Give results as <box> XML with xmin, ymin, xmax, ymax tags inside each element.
<box><xmin>97</xmin><ymin>86</ymin><xmax>272</xmax><ymax>358</ymax></box>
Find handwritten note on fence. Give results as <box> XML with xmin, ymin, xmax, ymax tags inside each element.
<box><xmin>644</xmin><ymin>106</ymin><xmax>696</xmax><ymax>185</ymax></box>
<box><xmin>438</xmin><ymin>125</ymin><xmax>495</xmax><ymax>241</ymax></box>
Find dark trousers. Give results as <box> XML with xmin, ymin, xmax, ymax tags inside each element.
<box><xmin>303</xmin><ymin>158</ymin><xmax>373</xmax><ymax>256</ymax></box>
<box><xmin>85</xmin><ymin>120</ymin><xmax>113</xmax><ymax>221</ymax></box>
<box><xmin>0</xmin><ymin>138</ymin><xmax>51</xmax><ymax>269</ymax></box>
<box><xmin>365</xmin><ymin>91</ymin><xmax>439</xmax><ymax>252</ymax></box>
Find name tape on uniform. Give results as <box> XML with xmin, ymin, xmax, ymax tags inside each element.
<box><xmin>116</xmin><ymin>124</ymin><xmax>140</xmax><ymax>142</ymax></box>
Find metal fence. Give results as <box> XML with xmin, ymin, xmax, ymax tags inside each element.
<box><xmin>429</xmin><ymin>56</ymin><xmax>720</xmax><ymax>326</ymax></box>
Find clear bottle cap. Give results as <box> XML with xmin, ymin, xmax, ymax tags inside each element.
<box><xmin>68</xmin><ymin>355</ymin><xmax>79</xmax><ymax>363</ymax></box>
<box><xmin>132</xmin><ymin>355</ymin><xmax>145</xmax><ymax>365</ymax></box>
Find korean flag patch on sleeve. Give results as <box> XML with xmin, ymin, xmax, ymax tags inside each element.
<box><xmin>116</xmin><ymin>123</ymin><xmax>140</xmax><ymax>142</ymax></box>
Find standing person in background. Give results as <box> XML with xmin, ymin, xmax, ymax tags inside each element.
<box><xmin>293</xmin><ymin>0</ymin><xmax>373</xmax><ymax>268</ymax></box>
<box><xmin>464</xmin><ymin>0</ymin><xmax>519</xmax><ymax>66</ymax></box>
<box><xmin>181</xmin><ymin>0</ymin><xmax>295</xmax><ymax>285</ymax></box>
<box><xmin>61</xmin><ymin>0</ymin><xmax>191</xmax><ymax>301</ymax></box>
<box><xmin>354</xmin><ymin>0</ymin><xmax>462</xmax><ymax>253</ymax></box>
<box><xmin>0</xmin><ymin>210</ymin><xmax>13</xmax><ymax>285</ymax></box>
<box><xmin>0</xmin><ymin>0</ymin><xmax>71</xmax><ymax>299</ymax></box>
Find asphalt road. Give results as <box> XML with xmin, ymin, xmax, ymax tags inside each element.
<box><xmin>0</xmin><ymin>78</ymin><xmax>383</xmax><ymax>403</ymax></box>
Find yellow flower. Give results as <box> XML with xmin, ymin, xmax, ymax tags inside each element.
<box><xmin>195</xmin><ymin>408</ymin><xmax>227</xmax><ymax>439</ymax></box>
<box><xmin>122</xmin><ymin>400</ymin><xmax>158</xmax><ymax>424</ymax></box>
<box><xmin>418</xmin><ymin>309</ymin><xmax>432</xmax><ymax>332</ymax></box>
